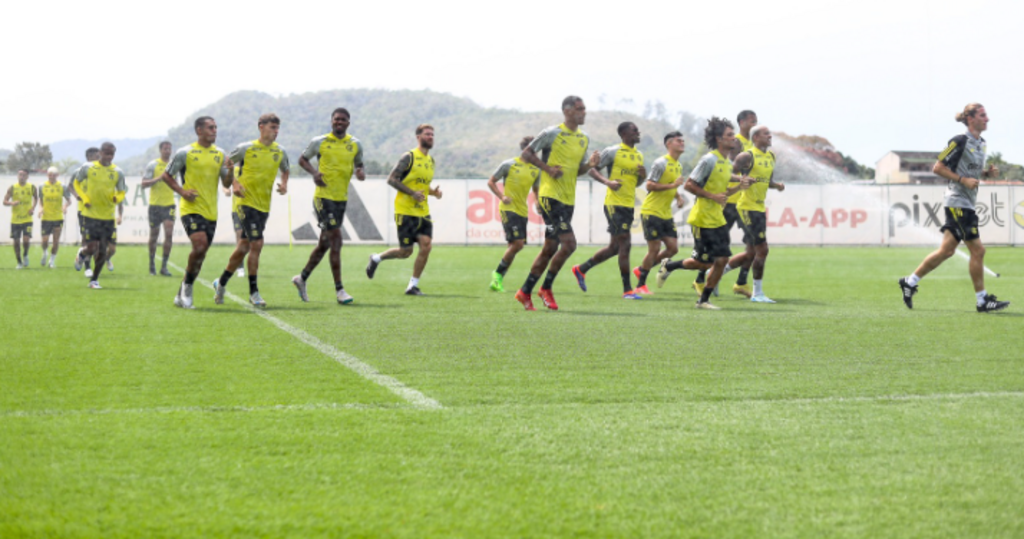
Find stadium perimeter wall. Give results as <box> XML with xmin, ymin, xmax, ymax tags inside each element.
<box><xmin>2</xmin><ymin>176</ymin><xmax>1023</xmax><ymax>247</ymax></box>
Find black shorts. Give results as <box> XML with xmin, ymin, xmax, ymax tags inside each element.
<box><xmin>149</xmin><ymin>205</ymin><xmax>176</xmax><ymax>228</ymax></box>
<box><xmin>232</xmin><ymin>211</ymin><xmax>243</xmax><ymax>233</ymax></box>
<box><xmin>237</xmin><ymin>205</ymin><xmax>269</xmax><ymax>241</ymax></box>
<box><xmin>940</xmin><ymin>207</ymin><xmax>980</xmax><ymax>242</ymax></box>
<box><xmin>738</xmin><ymin>209</ymin><xmax>767</xmax><ymax>246</ymax></box>
<box><xmin>539</xmin><ymin>197</ymin><xmax>574</xmax><ymax>239</ymax></box>
<box><xmin>315</xmin><ymin>197</ymin><xmax>347</xmax><ymax>231</ymax></box>
<box><xmin>604</xmin><ymin>205</ymin><xmax>634</xmax><ymax>235</ymax></box>
<box><xmin>10</xmin><ymin>222</ymin><xmax>32</xmax><ymax>239</ymax></box>
<box><xmin>81</xmin><ymin>217</ymin><xmax>116</xmax><ymax>243</ymax></box>
<box><xmin>723</xmin><ymin>203</ymin><xmax>740</xmax><ymax>230</ymax></box>
<box><xmin>641</xmin><ymin>214</ymin><xmax>677</xmax><ymax>242</ymax></box>
<box><xmin>396</xmin><ymin>214</ymin><xmax>432</xmax><ymax>246</ymax></box>
<box><xmin>500</xmin><ymin>210</ymin><xmax>528</xmax><ymax>244</ymax></box>
<box><xmin>181</xmin><ymin>213</ymin><xmax>217</xmax><ymax>241</ymax></box>
<box><xmin>41</xmin><ymin>220</ymin><xmax>63</xmax><ymax>236</ymax></box>
<box><xmin>690</xmin><ymin>225</ymin><xmax>732</xmax><ymax>262</ymax></box>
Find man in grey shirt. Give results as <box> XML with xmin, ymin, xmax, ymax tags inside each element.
<box><xmin>899</xmin><ymin>103</ymin><xmax>1008</xmax><ymax>313</ymax></box>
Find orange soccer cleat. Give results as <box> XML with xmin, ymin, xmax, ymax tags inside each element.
<box><xmin>515</xmin><ymin>289</ymin><xmax>536</xmax><ymax>311</ymax></box>
<box><xmin>537</xmin><ymin>288</ymin><xmax>559</xmax><ymax>310</ymax></box>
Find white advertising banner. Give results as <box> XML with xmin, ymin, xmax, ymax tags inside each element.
<box><xmin>1</xmin><ymin>175</ymin><xmax>1022</xmax><ymax>246</ymax></box>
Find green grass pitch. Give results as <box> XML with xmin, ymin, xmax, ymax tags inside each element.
<box><xmin>1</xmin><ymin>243</ymin><xmax>1023</xmax><ymax>538</ymax></box>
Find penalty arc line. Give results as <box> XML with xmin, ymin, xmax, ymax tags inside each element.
<box><xmin>168</xmin><ymin>262</ymin><xmax>443</xmax><ymax>410</ymax></box>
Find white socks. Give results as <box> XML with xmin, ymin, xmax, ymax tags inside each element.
<box><xmin>907</xmin><ymin>274</ymin><xmax>921</xmax><ymax>287</ymax></box>
<box><xmin>371</xmin><ymin>253</ymin><xmax>382</xmax><ymax>263</ymax></box>
<box><xmin>408</xmin><ymin>277</ymin><xmax>419</xmax><ymax>289</ymax></box>
<box><xmin>753</xmin><ymin>279</ymin><xmax>763</xmax><ymax>296</ymax></box>
<box><xmin>976</xmin><ymin>290</ymin><xmax>987</xmax><ymax>306</ymax></box>
<box><xmin>723</xmin><ymin>264</ymin><xmax>734</xmax><ymax>274</ymax></box>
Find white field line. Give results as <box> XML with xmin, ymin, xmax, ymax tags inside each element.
<box><xmin>168</xmin><ymin>262</ymin><xmax>442</xmax><ymax>411</ymax></box>
<box><xmin>1</xmin><ymin>402</ymin><xmax>405</xmax><ymax>418</ymax></box>
<box><xmin>736</xmin><ymin>390</ymin><xmax>1024</xmax><ymax>405</ymax></box>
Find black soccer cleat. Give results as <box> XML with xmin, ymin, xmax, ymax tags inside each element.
<box><xmin>898</xmin><ymin>278</ymin><xmax>918</xmax><ymax>309</ymax></box>
<box><xmin>977</xmin><ymin>294</ymin><xmax>1009</xmax><ymax>313</ymax></box>
<box><xmin>405</xmin><ymin>286</ymin><xmax>424</xmax><ymax>296</ymax></box>
<box><xmin>366</xmin><ymin>255</ymin><xmax>379</xmax><ymax>279</ymax></box>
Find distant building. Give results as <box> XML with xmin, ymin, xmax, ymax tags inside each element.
<box><xmin>875</xmin><ymin>151</ymin><xmax>942</xmax><ymax>184</ymax></box>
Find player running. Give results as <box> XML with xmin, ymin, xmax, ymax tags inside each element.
<box><xmin>657</xmin><ymin>117</ymin><xmax>751</xmax><ymax>309</ymax></box>
<box><xmin>141</xmin><ymin>141</ymin><xmax>175</xmax><ymax>276</ymax></box>
<box><xmin>72</xmin><ymin>142</ymin><xmax>126</xmax><ymax>289</ymax></box>
<box><xmin>160</xmin><ymin>116</ymin><xmax>233</xmax><ymax>309</ymax></box>
<box><xmin>572</xmin><ymin>122</ymin><xmax>646</xmax><ymax>299</ymax></box>
<box><xmin>695</xmin><ymin>109</ymin><xmax>757</xmax><ymax>296</ymax></box>
<box><xmin>70</xmin><ymin>147</ymin><xmax>100</xmax><ymax>277</ymax></box>
<box><xmin>4</xmin><ymin>169</ymin><xmax>37</xmax><ymax>269</ymax></box>
<box><xmin>633</xmin><ymin>131</ymin><xmax>687</xmax><ymax>294</ymax></box>
<box><xmin>292</xmin><ymin>108</ymin><xmax>365</xmax><ymax>304</ymax></box>
<box><xmin>487</xmin><ymin>136</ymin><xmax>540</xmax><ymax>292</ymax></box>
<box><xmin>724</xmin><ymin>126</ymin><xmax>784</xmax><ymax>303</ymax></box>
<box><xmin>899</xmin><ymin>103</ymin><xmax>1009</xmax><ymax>313</ymax></box>
<box><xmin>514</xmin><ymin>96</ymin><xmax>599</xmax><ymax>311</ymax></box>
<box><xmin>38</xmin><ymin>166</ymin><xmax>70</xmax><ymax>267</ymax></box>
<box><xmin>213</xmin><ymin>113</ymin><xmax>290</xmax><ymax>308</ymax></box>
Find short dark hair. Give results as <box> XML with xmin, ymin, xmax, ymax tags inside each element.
<box><xmin>100</xmin><ymin>142</ymin><xmax>116</xmax><ymax>152</ymax></box>
<box><xmin>617</xmin><ymin>122</ymin><xmax>635</xmax><ymax>137</ymax></box>
<box><xmin>416</xmin><ymin>124</ymin><xmax>434</xmax><ymax>135</ymax></box>
<box><xmin>17</xmin><ymin>168</ymin><xmax>29</xmax><ymax>174</ymax></box>
<box><xmin>258</xmin><ymin>113</ymin><xmax>280</xmax><ymax>126</ymax></box>
<box><xmin>85</xmin><ymin>147</ymin><xmax>100</xmax><ymax>158</ymax></box>
<box><xmin>194</xmin><ymin>116</ymin><xmax>214</xmax><ymax>131</ymax></box>
<box><xmin>519</xmin><ymin>136</ymin><xmax>534</xmax><ymax>150</ymax></box>
<box><xmin>704</xmin><ymin>116</ymin><xmax>735</xmax><ymax>149</ymax></box>
<box><xmin>561</xmin><ymin>95</ymin><xmax>583</xmax><ymax>111</ymax></box>
<box><xmin>737</xmin><ymin>110</ymin><xmax>756</xmax><ymax>124</ymax></box>
<box><xmin>159</xmin><ymin>140</ymin><xmax>172</xmax><ymax>149</ymax></box>
<box><xmin>332</xmin><ymin>108</ymin><xmax>350</xmax><ymax>119</ymax></box>
<box><xmin>663</xmin><ymin>131</ymin><xmax>684</xmax><ymax>145</ymax></box>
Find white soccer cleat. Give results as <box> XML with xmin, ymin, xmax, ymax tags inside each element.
<box><xmin>40</xmin><ymin>254</ymin><xmax>47</xmax><ymax>266</ymax></box>
<box><xmin>107</xmin><ymin>259</ymin><xmax>114</xmax><ymax>272</ymax></box>
<box><xmin>250</xmin><ymin>291</ymin><xmax>267</xmax><ymax>308</ymax></box>
<box><xmin>695</xmin><ymin>301</ymin><xmax>721</xmax><ymax>310</ymax></box>
<box><xmin>751</xmin><ymin>294</ymin><xmax>776</xmax><ymax>304</ymax></box>
<box><xmin>15</xmin><ymin>262</ymin><xmax>23</xmax><ymax>270</ymax></box>
<box><xmin>88</xmin><ymin>281</ymin><xmax>102</xmax><ymax>289</ymax></box>
<box><xmin>174</xmin><ymin>283</ymin><xmax>195</xmax><ymax>309</ymax></box>
<box><xmin>213</xmin><ymin>279</ymin><xmax>226</xmax><ymax>305</ymax></box>
<box><xmin>84</xmin><ymin>269</ymin><xmax>94</xmax><ymax>278</ymax></box>
<box><xmin>337</xmin><ymin>289</ymin><xmax>354</xmax><ymax>305</ymax></box>
<box><xmin>48</xmin><ymin>255</ymin><xmax>56</xmax><ymax>268</ymax></box>
<box><xmin>656</xmin><ymin>258</ymin><xmax>671</xmax><ymax>289</ymax></box>
<box><xmin>236</xmin><ymin>267</ymin><xmax>245</xmax><ymax>278</ymax></box>
<box><xmin>74</xmin><ymin>249</ymin><xmax>84</xmax><ymax>271</ymax></box>
<box><xmin>292</xmin><ymin>275</ymin><xmax>309</xmax><ymax>302</ymax></box>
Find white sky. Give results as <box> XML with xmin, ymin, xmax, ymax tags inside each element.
<box><xmin>2</xmin><ymin>0</ymin><xmax>1022</xmax><ymax>166</ymax></box>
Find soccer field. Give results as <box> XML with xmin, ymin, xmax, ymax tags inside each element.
<box><xmin>2</xmin><ymin>244</ymin><xmax>1023</xmax><ymax>538</ymax></box>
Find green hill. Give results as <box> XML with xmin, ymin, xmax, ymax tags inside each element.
<box><xmin>119</xmin><ymin>89</ymin><xmax>694</xmax><ymax>178</ymax></box>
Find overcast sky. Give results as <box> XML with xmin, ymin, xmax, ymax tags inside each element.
<box><xmin>2</xmin><ymin>0</ymin><xmax>1021</xmax><ymax>166</ymax></box>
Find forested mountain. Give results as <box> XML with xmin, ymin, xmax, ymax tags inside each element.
<box><xmin>119</xmin><ymin>90</ymin><xmax>695</xmax><ymax>178</ymax></box>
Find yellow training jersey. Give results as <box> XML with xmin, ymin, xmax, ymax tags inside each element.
<box><xmin>493</xmin><ymin>157</ymin><xmax>540</xmax><ymax>217</ymax></box>
<box><xmin>641</xmin><ymin>154</ymin><xmax>682</xmax><ymax>219</ymax></box>
<box><xmin>393</xmin><ymin>148</ymin><xmax>435</xmax><ymax>217</ymax></box>
<box><xmin>144</xmin><ymin>158</ymin><xmax>174</xmax><ymax>206</ymax></box>
<box><xmin>737</xmin><ymin>146</ymin><xmax>776</xmax><ymax>212</ymax></box>
<box><xmin>303</xmin><ymin>132</ymin><xmax>363</xmax><ymax>202</ymax></box>
<box><xmin>230</xmin><ymin>140</ymin><xmax>290</xmax><ymax>213</ymax></box>
<box><xmin>40</xmin><ymin>181</ymin><xmax>66</xmax><ymax>221</ymax></box>
<box><xmin>598</xmin><ymin>143</ymin><xmax>644</xmax><ymax>208</ymax></box>
<box><xmin>728</xmin><ymin>133</ymin><xmax>755</xmax><ymax>204</ymax></box>
<box><xmin>529</xmin><ymin>123</ymin><xmax>591</xmax><ymax>205</ymax></box>
<box><xmin>687</xmin><ymin>150</ymin><xmax>732</xmax><ymax>229</ymax></box>
<box><xmin>166</xmin><ymin>142</ymin><xmax>229</xmax><ymax>221</ymax></box>
<box><xmin>10</xmin><ymin>183</ymin><xmax>35</xmax><ymax>224</ymax></box>
<box><xmin>74</xmin><ymin>162</ymin><xmax>126</xmax><ymax>220</ymax></box>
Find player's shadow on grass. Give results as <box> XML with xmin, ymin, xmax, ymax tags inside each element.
<box><xmin>767</xmin><ymin>298</ymin><xmax>826</xmax><ymax>306</ymax></box>
<box><xmin>413</xmin><ymin>294</ymin><xmax>480</xmax><ymax>299</ymax></box>
<box><xmin>564</xmin><ymin>310</ymin><xmax>649</xmax><ymax>318</ymax></box>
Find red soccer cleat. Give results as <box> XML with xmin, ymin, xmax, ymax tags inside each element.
<box><xmin>635</xmin><ymin>285</ymin><xmax>651</xmax><ymax>295</ymax></box>
<box><xmin>515</xmin><ymin>290</ymin><xmax>536</xmax><ymax>311</ymax></box>
<box><xmin>633</xmin><ymin>266</ymin><xmax>641</xmax><ymax>279</ymax></box>
<box><xmin>538</xmin><ymin>288</ymin><xmax>559</xmax><ymax>310</ymax></box>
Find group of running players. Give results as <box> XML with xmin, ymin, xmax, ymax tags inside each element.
<box><xmin>4</xmin><ymin>98</ymin><xmax>1008</xmax><ymax>312</ymax></box>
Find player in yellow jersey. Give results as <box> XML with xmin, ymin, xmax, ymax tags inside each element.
<box><xmin>514</xmin><ymin>96</ymin><xmax>599</xmax><ymax>311</ymax></box>
<box><xmin>572</xmin><ymin>122</ymin><xmax>646</xmax><ymax>299</ymax></box>
<box><xmin>633</xmin><ymin>131</ymin><xmax>687</xmax><ymax>294</ymax></box>
<box><xmin>293</xmin><ymin>108</ymin><xmax>365</xmax><ymax>304</ymax></box>
<box><xmin>657</xmin><ymin>117</ymin><xmax>751</xmax><ymax>309</ymax></box>
<box><xmin>366</xmin><ymin>124</ymin><xmax>442</xmax><ymax>296</ymax></box>
<box><xmin>222</xmin><ymin>166</ymin><xmax>247</xmax><ymax>279</ymax></box>
<box><xmin>72</xmin><ymin>142</ymin><xmax>126</xmax><ymax>289</ymax></box>
<box><xmin>212</xmin><ymin>114</ymin><xmax>290</xmax><ymax>308</ymax></box>
<box><xmin>486</xmin><ymin>136</ymin><xmax>540</xmax><ymax>292</ymax></box>
<box><xmin>695</xmin><ymin>109</ymin><xmax>756</xmax><ymax>295</ymax></box>
<box><xmin>37</xmin><ymin>166</ymin><xmax>70</xmax><ymax>267</ymax></box>
<box><xmin>4</xmin><ymin>169</ymin><xmax>37</xmax><ymax>269</ymax></box>
<box><xmin>160</xmin><ymin>116</ymin><xmax>233</xmax><ymax>309</ymax></box>
<box><xmin>723</xmin><ymin>126</ymin><xmax>784</xmax><ymax>303</ymax></box>
<box><xmin>141</xmin><ymin>141</ymin><xmax>175</xmax><ymax>276</ymax></box>
<box><xmin>69</xmin><ymin>147</ymin><xmax>100</xmax><ymax>277</ymax></box>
